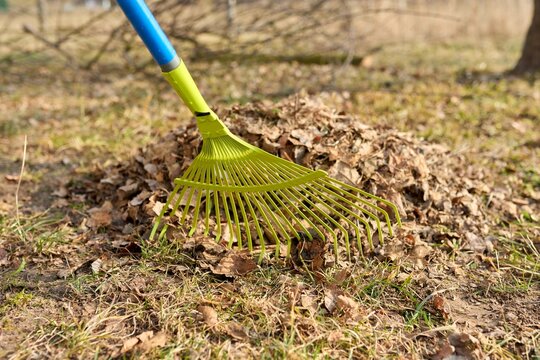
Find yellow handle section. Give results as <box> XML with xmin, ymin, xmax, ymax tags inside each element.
<box><xmin>162</xmin><ymin>61</ymin><xmax>211</xmax><ymax>114</ymax></box>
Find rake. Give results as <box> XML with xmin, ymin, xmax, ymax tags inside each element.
<box><xmin>118</xmin><ymin>0</ymin><xmax>401</xmax><ymax>260</ymax></box>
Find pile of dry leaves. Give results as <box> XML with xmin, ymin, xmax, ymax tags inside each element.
<box><xmin>72</xmin><ymin>95</ymin><xmax>528</xmax><ymax>262</ymax></box>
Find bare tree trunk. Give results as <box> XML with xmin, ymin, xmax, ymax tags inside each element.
<box><xmin>226</xmin><ymin>0</ymin><xmax>237</xmax><ymax>38</ymax></box>
<box><xmin>513</xmin><ymin>0</ymin><xmax>540</xmax><ymax>73</ymax></box>
<box><xmin>36</xmin><ymin>0</ymin><xmax>47</xmax><ymax>32</ymax></box>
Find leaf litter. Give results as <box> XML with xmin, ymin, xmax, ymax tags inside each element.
<box><xmin>73</xmin><ymin>95</ymin><xmax>536</xmax><ymax>259</ymax></box>
<box><xmin>3</xmin><ymin>94</ymin><xmax>538</xmax><ymax>359</ymax></box>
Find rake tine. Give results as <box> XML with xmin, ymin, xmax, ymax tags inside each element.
<box><xmin>274</xmin><ymin>160</ymin><xmax>388</xmax><ymax>247</ymax></box>
<box><xmin>222</xmin><ymin>162</ymin><xmax>244</xmax><ymax>248</ymax></box>
<box><xmin>242</xmin><ymin>192</ymin><xmax>266</xmax><ymax>257</ymax></box>
<box><xmin>204</xmin><ymin>186</ymin><xmax>211</xmax><ymax>236</ymax></box>
<box><xmin>321</xmin><ymin>179</ymin><xmax>389</xmax><ymax>243</ymax></box>
<box><xmin>279</xmin><ymin>187</ymin><xmax>326</xmax><ymax>241</ymax></box>
<box><xmin>151</xmin><ymin>162</ymin><xmax>198</xmax><ymax>241</ymax></box>
<box><xmin>227</xmin><ymin>162</ymin><xmax>272</xmax><ymax>251</ymax></box>
<box><xmin>291</xmin><ymin>185</ymin><xmax>350</xmax><ymax>258</ymax></box>
<box><xmin>214</xmin><ymin>162</ymin><xmax>235</xmax><ymax>247</ymax></box>
<box><xmin>215</xmin><ymin>146</ymin><xmax>245</xmax><ymax>248</ymax></box>
<box><xmin>261</xmin><ymin>162</ymin><xmax>333</xmax><ymax>243</ymax></box>
<box><xmin>307</xmin><ymin>182</ymin><xmax>371</xmax><ymax>255</ymax></box>
<box><xmin>311</xmin><ymin>182</ymin><xmax>379</xmax><ymax>250</ymax></box>
<box><xmin>189</xmin><ymin>164</ymin><xmax>209</xmax><ymax>236</ymax></box>
<box><xmin>280</xmin><ymin>185</ymin><xmax>340</xmax><ymax>257</ymax></box>
<box><xmin>150</xmin><ymin>181</ymin><xmax>180</xmax><ymax>241</ymax></box>
<box><xmin>237</xmin><ymin>162</ymin><xmax>290</xmax><ymax>257</ymax></box>
<box><xmin>245</xmin><ymin>162</ymin><xmax>323</xmax><ymax>255</ymax></box>
<box><xmin>241</xmin><ymin>161</ymin><xmax>299</xmax><ymax>257</ymax></box>
<box><xmin>210</xmin><ymin>164</ymin><xmax>222</xmax><ymax>242</ymax></box>
<box><xmin>178</xmin><ymin>164</ymin><xmax>204</xmax><ymax>225</ymax></box>
<box><xmin>327</xmin><ymin>178</ymin><xmax>402</xmax><ymax>233</ymax></box>
<box><xmin>224</xmin><ymin>159</ymin><xmax>263</xmax><ymax>252</ymax></box>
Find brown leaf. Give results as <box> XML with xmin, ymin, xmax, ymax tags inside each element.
<box><xmin>300</xmin><ymin>294</ymin><xmax>318</xmax><ymax>315</ymax></box>
<box><xmin>120</xmin><ymin>337</ymin><xmax>140</xmax><ymax>354</ymax></box>
<box><xmin>197</xmin><ymin>305</ymin><xmax>218</xmax><ymax>327</ymax></box>
<box><xmin>211</xmin><ymin>253</ymin><xmax>257</xmax><ymax>277</ymax></box>
<box><xmin>129</xmin><ymin>190</ymin><xmax>152</xmax><ymax>206</ymax></box>
<box><xmin>119</xmin><ymin>330</ymin><xmax>168</xmax><ymax>355</ymax></box>
<box><xmin>290</xmin><ymin>233</ymin><xmax>326</xmax><ymax>272</ymax></box>
<box><xmin>52</xmin><ymin>186</ymin><xmax>68</xmax><ymax>198</ymax></box>
<box><xmin>324</xmin><ymin>286</ymin><xmax>343</xmax><ymax>313</ymax></box>
<box><xmin>334</xmin><ymin>269</ymin><xmax>350</xmax><ymax>285</ymax></box>
<box><xmin>137</xmin><ymin>331</ymin><xmax>168</xmax><ymax>351</ymax></box>
<box><xmin>151</xmin><ymin>201</ymin><xmax>165</xmax><ymax>216</ymax></box>
<box><xmin>144</xmin><ymin>163</ymin><xmax>158</xmax><ymax>176</ymax></box>
<box><xmin>226</xmin><ymin>322</ymin><xmax>249</xmax><ymax>341</ymax></box>
<box><xmin>432</xmin><ymin>341</ymin><xmax>455</xmax><ymax>360</ymax></box>
<box><xmin>183</xmin><ymin>237</ymin><xmax>228</xmax><ymax>265</ymax></box>
<box><xmin>87</xmin><ymin>201</ymin><xmax>113</xmax><ymax>228</ymax></box>
<box><xmin>328</xmin><ymin>160</ymin><xmax>361</xmax><ymax>184</ymax></box>
<box><xmin>90</xmin><ymin>259</ymin><xmax>102</xmax><ymax>274</ymax></box>
<box><xmin>117</xmin><ymin>182</ymin><xmax>139</xmax><ymax>199</ymax></box>
<box><xmin>464</xmin><ymin>232</ymin><xmax>493</xmax><ymax>253</ymax></box>
<box><xmin>432</xmin><ymin>295</ymin><xmax>450</xmax><ymax>320</ymax></box>
<box><xmin>410</xmin><ymin>244</ymin><xmax>432</xmax><ymax>268</ymax></box>
<box><xmin>432</xmin><ymin>332</ymin><xmax>483</xmax><ymax>360</ymax></box>
<box><xmin>4</xmin><ymin>174</ymin><xmax>19</xmax><ymax>182</ymax></box>
<box><xmin>412</xmin><ymin>154</ymin><xmax>429</xmax><ymax>178</ymax></box>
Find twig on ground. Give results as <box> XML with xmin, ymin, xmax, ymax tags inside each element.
<box><xmin>15</xmin><ymin>135</ymin><xmax>28</xmax><ymax>238</ymax></box>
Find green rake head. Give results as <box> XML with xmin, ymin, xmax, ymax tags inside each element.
<box><xmin>150</xmin><ymin>114</ymin><xmax>402</xmax><ymax>260</ymax></box>
<box><xmin>118</xmin><ymin>0</ymin><xmax>401</xmax><ymax>261</ymax></box>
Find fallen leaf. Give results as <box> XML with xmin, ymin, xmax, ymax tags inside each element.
<box><xmin>211</xmin><ymin>253</ymin><xmax>257</xmax><ymax>277</ymax></box>
<box><xmin>432</xmin><ymin>341</ymin><xmax>455</xmax><ymax>360</ymax></box>
<box><xmin>118</xmin><ymin>182</ymin><xmax>139</xmax><ymax>199</ymax></box>
<box><xmin>328</xmin><ymin>160</ymin><xmax>361</xmax><ymax>184</ymax></box>
<box><xmin>183</xmin><ymin>237</ymin><xmax>228</xmax><ymax>264</ymax></box>
<box><xmin>87</xmin><ymin>201</ymin><xmax>113</xmax><ymax>228</ymax></box>
<box><xmin>334</xmin><ymin>268</ymin><xmax>349</xmax><ymax>284</ymax></box>
<box><xmin>197</xmin><ymin>305</ymin><xmax>218</xmax><ymax>327</ymax></box>
<box><xmin>4</xmin><ymin>175</ymin><xmax>19</xmax><ymax>182</ymax></box>
<box><xmin>433</xmin><ymin>332</ymin><xmax>483</xmax><ymax>360</ymax></box>
<box><xmin>300</xmin><ymin>294</ymin><xmax>318</xmax><ymax>315</ymax></box>
<box><xmin>432</xmin><ymin>294</ymin><xmax>450</xmax><ymax>320</ymax></box>
<box><xmin>129</xmin><ymin>190</ymin><xmax>152</xmax><ymax>206</ymax></box>
<box><xmin>0</xmin><ymin>248</ymin><xmax>8</xmax><ymax>267</ymax></box>
<box><xmin>120</xmin><ymin>337</ymin><xmax>139</xmax><ymax>354</ymax></box>
<box><xmin>226</xmin><ymin>322</ymin><xmax>249</xmax><ymax>341</ymax></box>
<box><xmin>464</xmin><ymin>232</ymin><xmax>492</xmax><ymax>253</ymax></box>
<box><xmin>52</xmin><ymin>186</ymin><xmax>68</xmax><ymax>198</ymax></box>
<box><xmin>119</xmin><ymin>330</ymin><xmax>168</xmax><ymax>355</ymax></box>
<box><xmin>90</xmin><ymin>259</ymin><xmax>102</xmax><ymax>274</ymax></box>
<box><xmin>410</xmin><ymin>244</ymin><xmax>432</xmax><ymax>268</ymax></box>
<box><xmin>290</xmin><ymin>232</ymin><xmax>326</xmax><ymax>272</ymax></box>
<box><xmin>324</xmin><ymin>286</ymin><xmax>343</xmax><ymax>313</ymax></box>
<box><xmin>144</xmin><ymin>163</ymin><xmax>158</xmax><ymax>176</ymax></box>
<box><xmin>138</xmin><ymin>331</ymin><xmax>168</xmax><ymax>351</ymax></box>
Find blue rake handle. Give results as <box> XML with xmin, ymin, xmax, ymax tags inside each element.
<box><xmin>116</xmin><ymin>0</ymin><xmax>179</xmax><ymax>71</ymax></box>
<box><xmin>117</xmin><ymin>0</ymin><xmax>216</xmax><ymax>116</ymax></box>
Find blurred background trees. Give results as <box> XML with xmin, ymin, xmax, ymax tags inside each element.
<box><xmin>513</xmin><ymin>0</ymin><xmax>540</xmax><ymax>73</ymax></box>
<box><xmin>0</xmin><ymin>0</ymin><xmax>534</xmax><ymax>73</ymax></box>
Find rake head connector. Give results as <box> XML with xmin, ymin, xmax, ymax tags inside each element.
<box><xmin>150</xmin><ymin>112</ymin><xmax>401</xmax><ymax>260</ymax></box>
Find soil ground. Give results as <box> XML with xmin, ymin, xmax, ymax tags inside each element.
<box><xmin>1</xmin><ymin>40</ymin><xmax>539</xmax><ymax>359</ymax></box>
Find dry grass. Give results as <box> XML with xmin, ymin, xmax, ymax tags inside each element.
<box><xmin>0</xmin><ymin>6</ymin><xmax>539</xmax><ymax>359</ymax></box>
